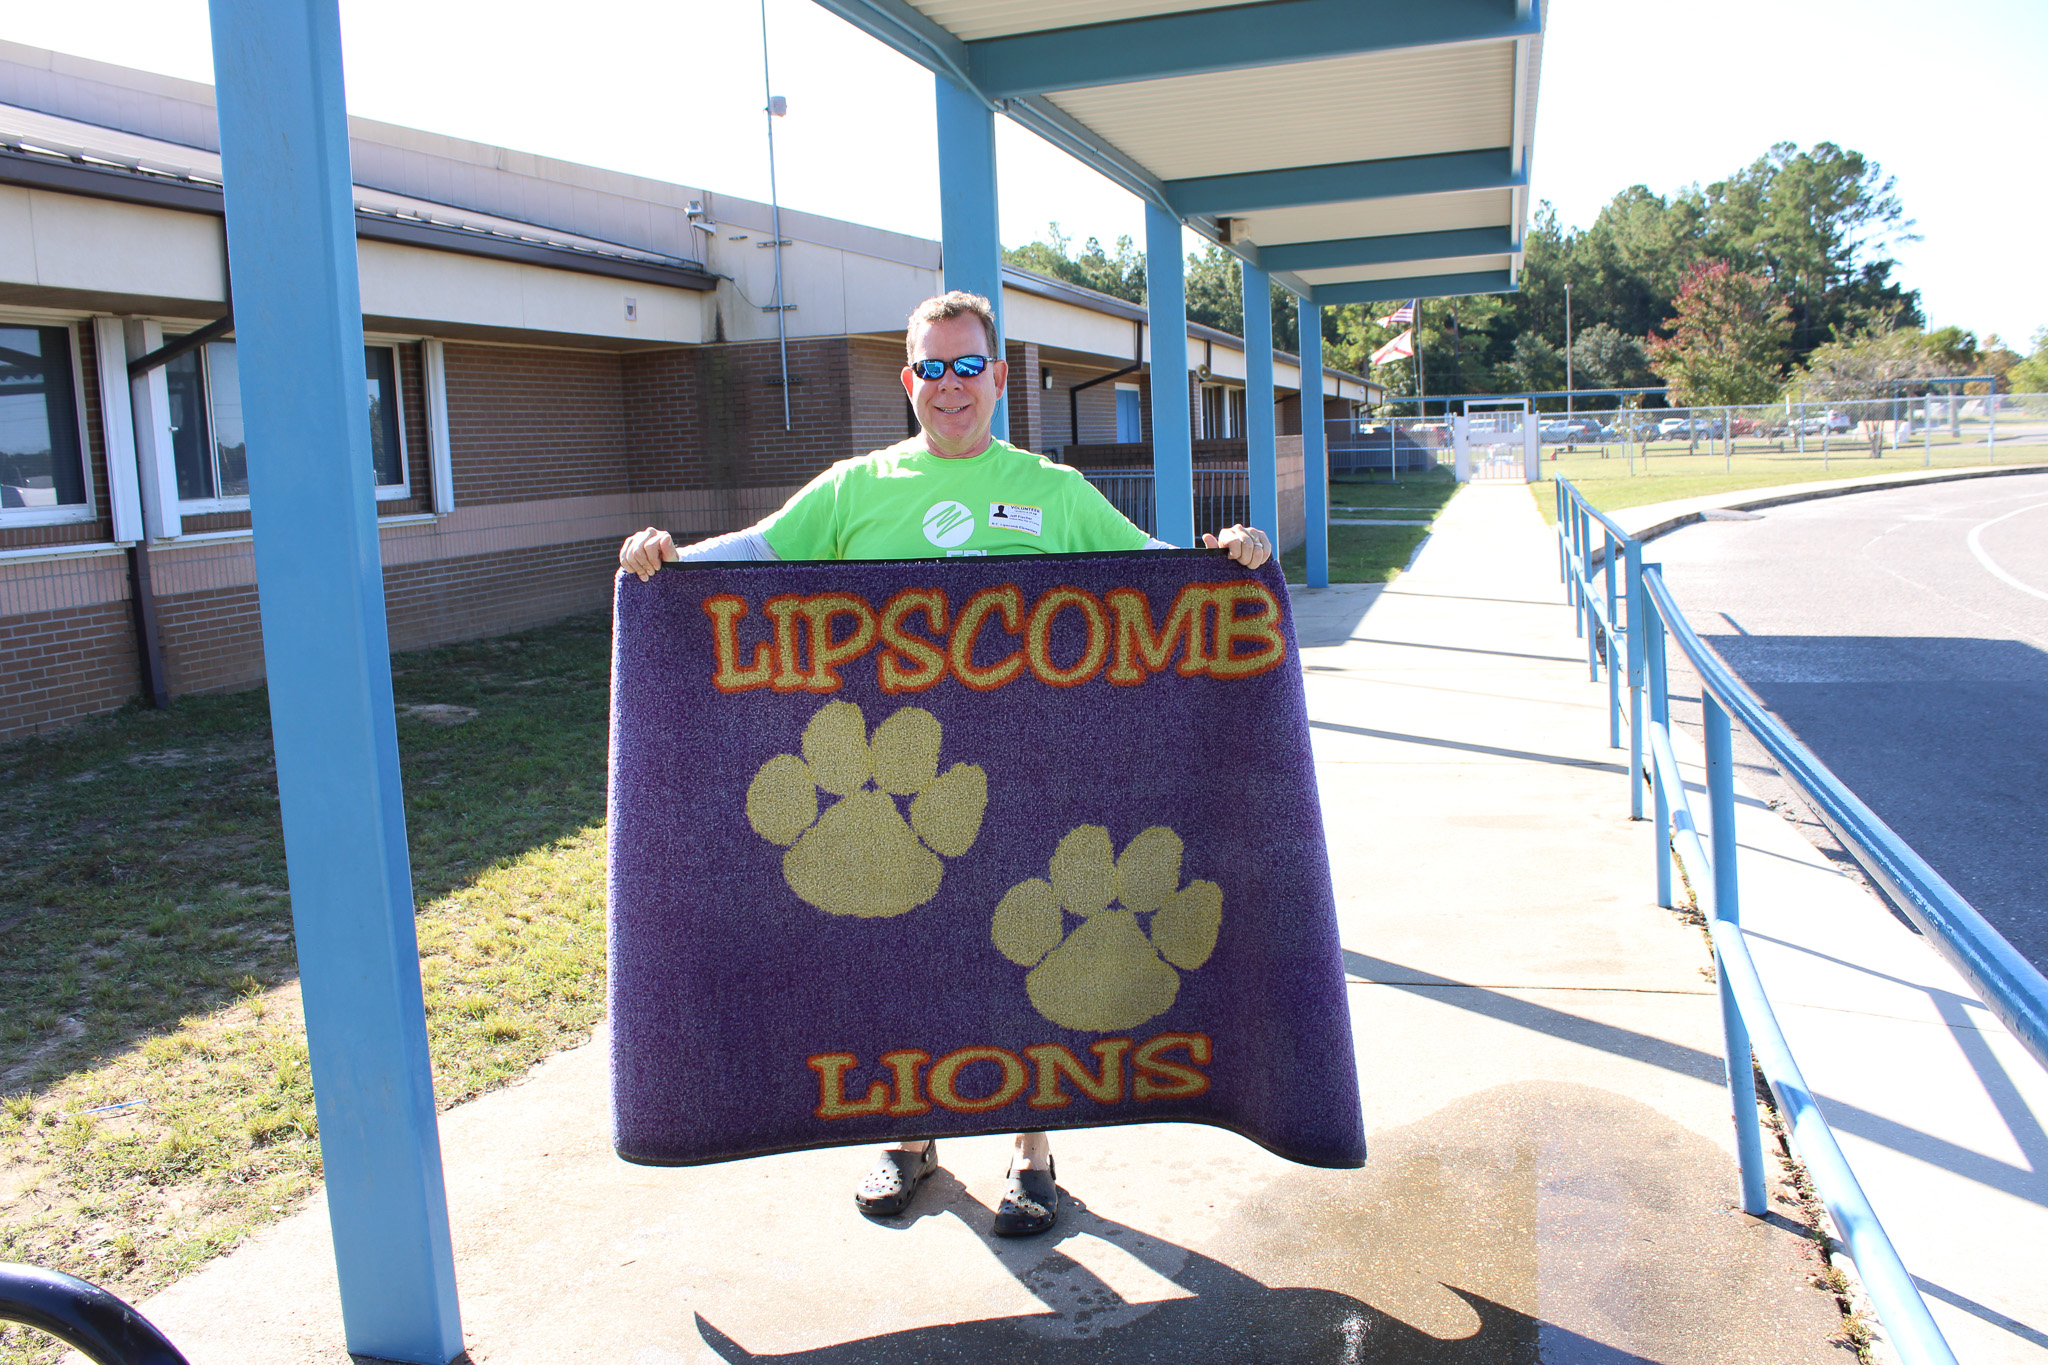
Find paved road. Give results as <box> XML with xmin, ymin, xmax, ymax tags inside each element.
<box><xmin>1651</xmin><ymin>471</ymin><xmax>2048</xmax><ymax>969</ymax></box>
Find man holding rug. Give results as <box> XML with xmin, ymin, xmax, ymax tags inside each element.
<box><xmin>620</xmin><ymin>289</ymin><xmax>1271</xmax><ymax>1236</ymax></box>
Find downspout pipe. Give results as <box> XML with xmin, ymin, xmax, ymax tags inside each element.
<box><xmin>120</xmin><ymin>308</ymin><xmax>235</xmax><ymax>709</ymax></box>
<box><xmin>1067</xmin><ymin>321</ymin><xmax>1145</xmax><ymax>450</ymax></box>
<box><xmin>128</xmin><ymin>312</ymin><xmax>233</xmax><ymax>380</ymax></box>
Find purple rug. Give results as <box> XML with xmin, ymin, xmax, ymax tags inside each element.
<box><xmin>608</xmin><ymin>550</ymin><xmax>1365</xmax><ymax>1169</ymax></box>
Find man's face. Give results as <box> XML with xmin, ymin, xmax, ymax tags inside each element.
<box><xmin>902</xmin><ymin>313</ymin><xmax>1008</xmax><ymax>458</ymax></box>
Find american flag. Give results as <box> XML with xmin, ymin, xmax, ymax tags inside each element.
<box><xmin>1376</xmin><ymin>303</ymin><xmax>1415</xmax><ymax>327</ymax></box>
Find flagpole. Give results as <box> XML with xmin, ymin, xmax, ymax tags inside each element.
<box><xmin>1413</xmin><ymin>298</ymin><xmax>1426</xmax><ymax>419</ymax></box>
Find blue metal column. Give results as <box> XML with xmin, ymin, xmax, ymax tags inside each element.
<box><xmin>1298</xmin><ymin>294</ymin><xmax>1328</xmax><ymax>587</ymax></box>
<box><xmin>934</xmin><ymin>75</ymin><xmax>1007</xmax><ymax>442</ymax></box>
<box><xmin>1145</xmin><ymin>201</ymin><xmax>1194</xmax><ymax>547</ymax></box>
<box><xmin>1704</xmin><ymin>693</ymin><xmax>1769</xmax><ymax>1215</ymax></box>
<box><xmin>208</xmin><ymin>3</ymin><xmax>462</xmax><ymax>1360</ymax></box>
<box><xmin>1240</xmin><ymin>259</ymin><xmax>1278</xmax><ymax>550</ymax></box>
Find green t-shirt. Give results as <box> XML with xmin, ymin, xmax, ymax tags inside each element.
<box><xmin>758</xmin><ymin>438</ymin><xmax>1152</xmax><ymax>560</ymax></box>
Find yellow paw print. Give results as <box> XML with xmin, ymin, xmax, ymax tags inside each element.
<box><xmin>746</xmin><ymin>700</ymin><xmax>988</xmax><ymax>918</ymax></box>
<box><xmin>992</xmin><ymin>825</ymin><xmax>1222</xmax><ymax>1031</ymax></box>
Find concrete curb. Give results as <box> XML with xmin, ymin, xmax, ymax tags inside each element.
<box><xmin>1616</xmin><ymin>462</ymin><xmax>2048</xmax><ymax>545</ymax></box>
<box><xmin>1576</xmin><ymin>462</ymin><xmax>2048</xmax><ymax>566</ymax></box>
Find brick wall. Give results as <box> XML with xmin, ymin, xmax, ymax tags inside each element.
<box><xmin>0</xmin><ymin>600</ymin><xmax>137</xmax><ymax>736</ymax></box>
<box><xmin>623</xmin><ymin>336</ymin><xmax>876</xmax><ymax>498</ymax></box>
<box><xmin>383</xmin><ymin>536</ymin><xmax>619</xmax><ymax>652</ymax></box>
<box><xmin>1277</xmin><ymin>435</ymin><xmax>1305</xmax><ymax>552</ymax></box>
<box><xmin>1003</xmin><ymin>340</ymin><xmax>1044</xmax><ymax>453</ymax></box>
<box><xmin>156</xmin><ymin>582</ymin><xmax>267</xmax><ymax>696</ymax></box>
<box><xmin>445</xmin><ymin>343</ymin><xmax>630</xmax><ymax>506</ymax></box>
<box><xmin>847</xmin><ymin>337</ymin><xmax>912</xmax><ymax>454</ymax></box>
<box><xmin>152</xmin><ymin>538</ymin><xmax>624</xmax><ymax>694</ymax></box>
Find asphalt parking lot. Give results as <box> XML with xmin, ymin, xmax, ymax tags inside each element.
<box><xmin>1650</xmin><ymin>471</ymin><xmax>2048</xmax><ymax>969</ymax></box>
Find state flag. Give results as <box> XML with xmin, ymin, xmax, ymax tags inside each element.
<box><xmin>1370</xmin><ymin>329</ymin><xmax>1415</xmax><ymax>367</ymax></box>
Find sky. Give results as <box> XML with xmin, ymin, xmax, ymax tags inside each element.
<box><xmin>8</xmin><ymin>0</ymin><xmax>2046</xmax><ymax>347</ymax></box>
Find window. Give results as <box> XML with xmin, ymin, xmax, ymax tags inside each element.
<box><xmin>169</xmin><ymin>340</ymin><xmax>408</xmax><ymax>508</ymax></box>
<box><xmin>1115</xmin><ymin>384</ymin><xmax>1142</xmax><ymax>443</ymax></box>
<box><xmin>166</xmin><ymin>342</ymin><xmax>246</xmax><ymax>503</ymax></box>
<box><xmin>0</xmin><ymin>324</ymin><xmax>89</xmax><ymax>521</ymax></box>
<box><xmin>1228</xmin><ymin>388</ymin><xmax>1246</xmax><ymax>440</ymax></box>
<box><xmin>1200</xmin><ymin>384</ymin><xmax>1225</xmax><ymax>440</ymax></box>
<box><xmin>365</xmin><ymin>346</ymin><xmax>405</xmax><ymax>493</ymax></box>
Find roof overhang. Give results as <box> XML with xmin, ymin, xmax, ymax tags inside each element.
<box><xmin>0</xmin><ymin>142</ymin><xmax>719</xmax><ymax>294</ymax></box>
<box><xmin>811</xmin><ymin>0</ymin><xmax>1545</xmax><ymax>308</ymax></box>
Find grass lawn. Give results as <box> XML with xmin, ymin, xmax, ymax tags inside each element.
<box><xmin>1283</xmin><ymin>465</ymin><xmax>1461</xmax><ymax>583</ymax></box>
<box><xmin>0</xmin><ymin>616</ymin><xmax>615</xmax><ymax>1358</ymax></box>
<box><xmin>1531</xmin><ymin>434</ymin><xmax>2048</xmax><ymax>523</ymax></box>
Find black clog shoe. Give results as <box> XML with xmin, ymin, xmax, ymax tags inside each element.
<box><xmin>992</xmin><ymin>1157</ymin><xmax>1058</xmax><ymax>1237</ymax></box>
<box><xmin>855</xmin><ymin>1143</ymin><xmax>937</xmax><ymax>1218</ymax></box>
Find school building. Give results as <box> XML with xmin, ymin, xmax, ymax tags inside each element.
<box><xmin>0</xmin><ymin>41</ymin><xmax>1373</xmax><ymax>739</ymax></box>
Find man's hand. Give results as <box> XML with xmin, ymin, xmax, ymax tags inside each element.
<box><xmin>1202</xmin><ymin>524</ymin><xmax>1271</xmax><ymax>570</ymax></box>
<box><xmin>620</xmin><ymin>527</ymin><xmax>679</xmax><ymax>581</ymax></box>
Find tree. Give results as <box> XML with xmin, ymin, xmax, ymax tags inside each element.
<box><xmin>1001</xmin><ymin>223</ymin><xmax>1145</xmax><ymax>303</ymax></box>
<box><xmin>1647</xmin><ymin>261</ymin><xmax>1792</xmax><ymax>406</ymax></box>
<box><xmin>1502</xmin><ymin>332</ymin><xmax>1565</xmax><ymax>394</ymax></box>
<box><xmin>2008</xmin><ymin>328</ymin><xmax>2048</xmax><ymax>394</ymax></box>
<box><xmin>1787</xmin><ymin>329</ymin><xmax>1943</xmax><ymax>456</ymax></box>
<box><xmin>1569</xmin><ymin>323</ymin><xmax>1654</xmax><ymax>392</ymax></box>
<box><xmin>1183</xmin><ymin>244</ymin><xmax>1241</xmax><ymax>334</ymax></box>
<box><xmin>1696</xmin><ymin>142</ymin><xmax>1922</xmax><ymax>357</ymax></box>
<box><xmin>1975</xmin><ymin>334</ymin><xmax>2023</xmax><ymax>394</ymax></box>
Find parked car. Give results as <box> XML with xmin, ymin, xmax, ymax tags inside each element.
<box><xmin>1537</xmin><ymin>418</ymin><xmax>1600</xmax><ymax>443</ymax></box>
<box><xmin>1794</xmin><ymin>410</ymin><xmax>1853</xmax><ymax>435</ymax></box>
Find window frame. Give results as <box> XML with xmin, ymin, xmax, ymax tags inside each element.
<box><xmin>168</xmin><ymin>335</ymin><xmax>417</xmax><ymax>512</ymax></box>
<box><xmin>362</xmin><ymin>336</ymin><xmax>412</xmax><ymax>502</ymax></box>
<box><xmin>168</xmin><ymin>337</ymin><xmax>250</xmax><ymax>516</ymax></box>
<box><xmin>0</xmin><ymin>314</ymin><xmax>98</xmax><ymax>530</ymax></box>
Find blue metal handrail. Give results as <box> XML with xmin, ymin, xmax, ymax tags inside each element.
<box><xmin>0</xmin><ymin>1263</ymin><xmax>190</xmax><ymax>1365</ymax></box>
<box><xmin>1553</xmin><ymin>480</ymin><xmax>1630</xmax><ymax>758</ymax></box>
<box><xmin>1549</xmin><ymin>477</ymin><xmax>2048</xmax><ymax>1364</ymax></box>
<box><xmin>1638</xmin><ymin>567</ymin><xmax>2048</xmax><ymax>1072</ymax></box>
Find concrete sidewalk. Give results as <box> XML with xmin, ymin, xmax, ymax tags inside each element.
<box><xmin>134</xmin><ymin>483</ymin><xmax>1851</xmax><ymax>1364</ymax></box>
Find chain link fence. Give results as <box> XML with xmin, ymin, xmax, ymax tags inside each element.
<box><xmin>1513</xmin><ymin>394</ymin><xmax>2048</xmax><ymax>478</ymax></box>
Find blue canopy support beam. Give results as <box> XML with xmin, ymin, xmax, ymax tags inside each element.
<box><xmin>970</xmin><ymin>0</ymin><xmax>1539</xmax><ymax>98</ymax></box>
<box><xmin>1145</xmin><ymin>201</ymin><xmax>1195</xmax><ymax>548</ymax></box>
<box><xmin>207</xmin><ymin>1</ymin><xmax>462</xmax><ymax>1361</ymax></box>
<box><xmin>1312</xmin><ymin>270</ymin><xmax>1517</xmax><ymax>307</ymax></box>
<box><xmin>1299</xmin><ymin>294</ymin><xmax>1329</xmax><ymax>589</ymax></box>
<box><xmin>1166</xmin><ymin>148</ymin><xmax>1522</xmax><ymax>216</ymax></box>
<box><xmin>1255</xmin><ymin>226</ymin><xmax>1516</xmax><ymax>274</ymax></box>
<box><xmin>1241</xmin><ymin>259</ymin><xmax>1278</xmax><ymax>553</ymax></box>
<box><xmin>934</xmin><ymin>73</ymin><xmax>1008</xmax><ymax>441</ymax></box>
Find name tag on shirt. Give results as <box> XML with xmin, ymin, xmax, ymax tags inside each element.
<box><xmin>988</xmin><ymin>502</ymin><xmax>1043</xmax><ymax>536</ymax></box>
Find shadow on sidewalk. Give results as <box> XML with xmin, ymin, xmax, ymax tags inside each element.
<box><xmin>693</xmin><ymin>1192</ymin><xmax>1644</xmax><ymax>1365</ymax></box>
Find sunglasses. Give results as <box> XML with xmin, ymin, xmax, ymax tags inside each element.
<box><xmin>909</xmin><ymin>354</ymin><xmax>990</xmax><ymax>381</ymax></box>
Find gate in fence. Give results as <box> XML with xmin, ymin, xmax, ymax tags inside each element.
<box><xmin>1455</xmin><ymin>399</ymin><xmax>1539</xmax><ymax>482</ymax></box>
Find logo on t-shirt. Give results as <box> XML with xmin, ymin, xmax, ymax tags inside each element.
<box><xmin>988</xmin><ymin>503</ymin><xmax>1043</xmax><ymax>536</ymax></box>
<box><xmin>922</xmin><ymin>501</ymin><xmax>974</xmax><ymax>548</ymax></box>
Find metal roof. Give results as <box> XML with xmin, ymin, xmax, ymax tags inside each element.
<box><xmin>0</xmin><ymin>101</ymin><xmax>717</xmax><ymax>291</ymax></box>
<box><xmin>812</xmin><ymin>0</ymin><xmax>1544</xmax><ymax>306</ymax></box>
